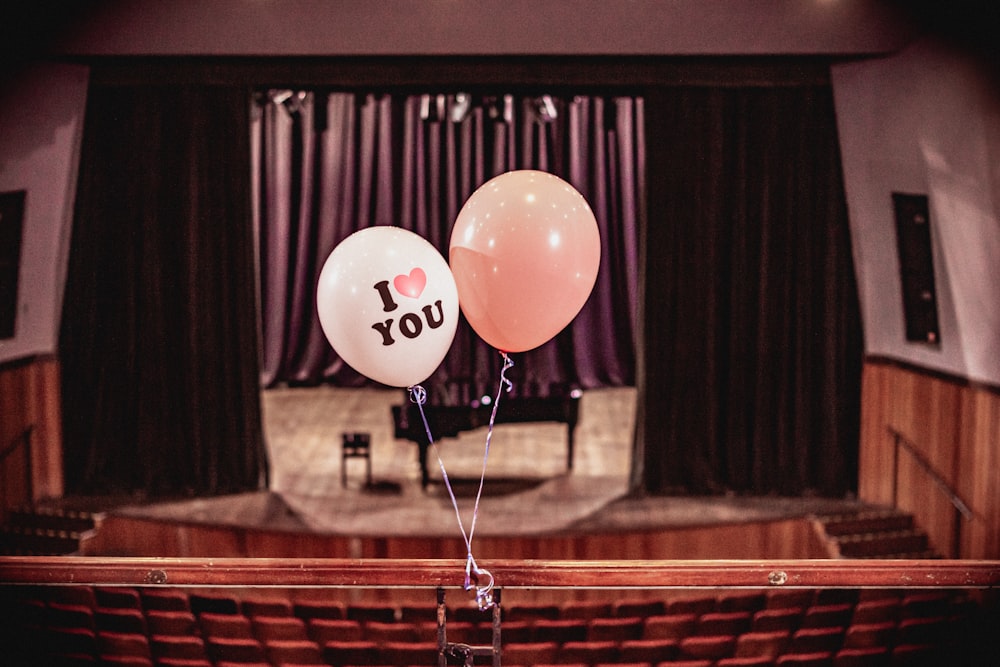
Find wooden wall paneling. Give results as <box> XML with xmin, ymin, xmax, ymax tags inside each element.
<box><xmin>857</xmin><ymin>363</ymin><xmax>892</xmax><ymax>503</ymax></box>
<box><xmin>959</xmin><ymin>387</ymin><xmax>1000</xmax><ymax>559</ymax></box>
<box><xmin>90</xmin><ymin>513</ymin><xmax>829</xmax><ymax>562</ymax></box>
<box><xmin>858</xmin><ymin>359</ymin><xmax>1000</xmax><ymax>559</ymax></box>
<box><xmin>0</xmin><ymin>356</ymin><xmax>64</xmax><ymax>511</ymax></box>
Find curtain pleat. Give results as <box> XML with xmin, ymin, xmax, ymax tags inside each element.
<box><xmin>60</xmin><ymin>84</ymin><xmax>268</xmax><ymax>497</ymax></box>
<box><xmin>640</xmin><ymin>85</ymin><xmax>862</xmax><ymax>496</ymax></box>
<box><xmin>254</xmin><ymin>92</ymin><xmax>642</xmax><ymax>399</ymax></box>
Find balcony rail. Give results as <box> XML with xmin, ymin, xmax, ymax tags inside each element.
<box><xmin>1</xmin><ymin>556</ymin><xmax>998</xmax><ymax>590</ymax></box>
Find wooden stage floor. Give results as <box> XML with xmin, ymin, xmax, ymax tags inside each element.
<box><xmin>104</xmin><ymin>386</ymin><xmax>871</xmax><ymax>539</ymax></box>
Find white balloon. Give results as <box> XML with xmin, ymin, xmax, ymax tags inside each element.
<box><xmin>317</xmin><ymin>226</ymin><xmax>459</xmax><ymax>387</ymax></box>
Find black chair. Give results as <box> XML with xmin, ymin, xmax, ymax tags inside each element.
<box><xmin>341</xmin><ymin>432</ymin><xmax>372</xmax><ymax>487</ymax></box>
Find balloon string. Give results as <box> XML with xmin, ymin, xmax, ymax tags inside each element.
<box><xmin>408</xmin><ymin>351</ymin><xmax>513</xmax><ymax>611</ymax></box>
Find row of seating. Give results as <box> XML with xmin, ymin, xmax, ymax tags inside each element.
<box><xmin>1</xmin><ymin>584</ymin><xmax>991</xmax><ymax>666</ymax></box>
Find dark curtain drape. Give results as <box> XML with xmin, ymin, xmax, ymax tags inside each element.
<box><xmin>60</xmin><ymin>84</ymin><xmax>268</xmax><ymax>497</ymax></box>
<box><xmin>637</xmin><ymin>84</ymin><xmax>862</xmax><ymax>496</ymax></box>
<box><xmin>253</xmin><ymin>92</ymin><xmax>642</xmax><ymax>401</ymax></box>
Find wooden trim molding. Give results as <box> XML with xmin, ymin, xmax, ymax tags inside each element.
<box><xmin>2</xmin><ymin>556</ymin><xmax>998</xmax><ymax>590</ymax></box>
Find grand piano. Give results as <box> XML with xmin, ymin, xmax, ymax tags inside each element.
<box><xmin>392</xmin><ymin>390</ymin><xmax>581</xmax><ymax>488</ymax></box>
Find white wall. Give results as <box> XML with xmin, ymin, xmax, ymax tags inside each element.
<box><xmin>832</xmin><ymin>39</ymin><xmax>1000</xmax><ymax>384</ymax></box>
<box><xmin>0</xmin><ymin>64</ymin><xmax>89</xmax><ymax>364</ymax></box>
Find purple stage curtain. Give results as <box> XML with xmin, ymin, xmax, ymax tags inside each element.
<box><xmin>253</xmin><ymin>92</ymin><xmax>642</xmax><ymax>401</ymax></box>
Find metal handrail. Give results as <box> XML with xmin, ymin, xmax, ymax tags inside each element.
<box><xmin>1</xmin><ymin>426</ymin><xmax>33</xmax><ymax>517</ymax></box>
<box><xmin>888</xmin><ymin>426</ymin><xmax>977</xmax><ymax>557</ymax></box>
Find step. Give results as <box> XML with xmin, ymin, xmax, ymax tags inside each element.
<box><xmin>5</xmin><ymin>506</ymin><xmax>99</xmax><ymax>534</ymax></box>
<box><xmin>836</xmin><ymin>530</ymin><xmax>930</xmax><ymax>558</ymax></box>
<box><xmin>819</xmin><ymin>511</ymin><xmax>914</xmax><ymax>537</ymax></box>
<box><xmin>0</xmin><ymin>525</ymin><xmax>90</xmax><ymax>556</ymax></box>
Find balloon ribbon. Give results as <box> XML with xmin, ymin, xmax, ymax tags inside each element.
<box><xmin>409</xmin><ymin>352</ymin><xmax>514</xmax><ymax>610</ymax></box>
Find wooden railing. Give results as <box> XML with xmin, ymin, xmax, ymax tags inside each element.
<box><xmin>2</xmin><ymin>556</ymin><xmax>998</xmax><ymax>590</ymax></box>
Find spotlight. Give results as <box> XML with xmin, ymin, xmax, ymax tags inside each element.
<box><xmin>450</xmin><ymin>93</ymin><xmax>472</xmax><ymax>123</ymax></box>
<box><xmin>484</xmin><ymin>95</ymin><xmax>514</xmax><ymax>124</ymax></box>
<box><xmin>420</xmin><ymin>94</ymin><xmax>447</xmax><ymax>122</ymax></box>
<box><xmin>535</xmin><ymin>95</ymin><xmax>558</xmax><ymax>122</ymax></box>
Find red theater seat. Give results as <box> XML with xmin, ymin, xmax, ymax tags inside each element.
<box><xmin>752</xmin><ymin>607</ymin><xmax>804</xmax><ymax>633</ymax></box>
<box><xmin>833</xmin><ymin>646</ymin><xmax>890</xmax><ymax>667</ymax></box>
<box><xmin>98</xmin><ymin>656</ymin><xmax>153</xmax><ymax>666</ymax></box>
<box><xmin>801</xmin><ymin>604</ymin><xmax>854</xmax><ymax>630</ymax></box>
<box><xmin>850</xmin><ymin>599</ymin><xmax>900</xmax><ymax>625</ymax></box>
<box><xmin>189</xmin><ymin>593</ymin><xmax>240</xmax><ymax>616</ymax></box>
<box><xmin>504</xmin><ymin>602</ymin><xmax>561</xmax><ymax>622</ymax></box>
<box><xmin>199</xmin><ymin>612</ymin><xmax>254</xmax><ymax>639</ymax></box>
<box><xmin>293</xmin><ymin>599</ymin><xmax>346</xmax><ymax>621</ymax></box>
<box><xmin>321</xmin><ymin>639</ymin><xmax>380</xmax><ymax>665</ymax></box>
<box><xmin>263</xmin><ymin>638</ymin><xmax>324</xmax><ymax>665</ymax></box>
<box><xmin>96</xmin><ymin>631</ymin><xmax>152</xmax><ymax>658</ymax></box>
<box><xmin>307</xmin><ymin>618</ymin><xmax>364</xmax><ymax>644</ymax></box>
<box><xmin>146</xmin><ymin>610</ymin><xmax>198</xmax><ymax>636</ymax></box>
<box><xmin>788</xmin><ymin>627</ymin><xmax>845</xmax><ymax>655</ymax></box>
<box><xmin>95</xmin><ymin>587</ymin><xmax>142</xmax><ymax>610</ymax></box>
<box><xmin>589</xmin><ymin>616</ymin><xmax>645</xmax><ymax>641</ymax></box>
<box><xmin>895</xmin><ymin>616</ymin><xmax>951</xmax><ymax>646</ymax></box>
<box><xmin>501</xmin><ymin>641</ymin><xmax>559</xmax><ymax>665</ymax></box>
<box><xmin>679</xmin><ymin>634</ymin><xmax>737</xmax><ymax>661</ymax></box>
<box><xmin>377</xmin><ymin>640</ymin><xmax>439</xmax><ymax>665</ymax></box>
<box><xmin>364</xmin><ymin>620</ymin><xmax>422</xmax><ymax>643</ymax></box>
<box><xmin>776</xmin><ymin>652</ymin><xmax>835</xmax><ymax>666</ymax></box>
<box><xmin>644</xmin><ymin>613</ymin><xmax>699</xmax><ymax>640</ymax></box>
<box><xmin>697</xmin><ymin>611</ymin><xmax>752</xmax><ymax>636</ymax></box>
<box><xmin>899</xmin><ymin>592</ymin><xmax>952</xmax><ymax>619</ymax></box>
<box><xmin>47</xmin><ymin>602</ymin><xmax>96</xmax><ymax>631</ymax></box>
<box><xmin>140</xmin><ymin>589</ymin><xmax>190</xmax><ymax>613</ymax></box>
<box><xmin>734</xmin><ymin>630</ymin><xmax>791</xmax><ymax>659</ymax></box>
<box><xmin>46</xmin><ymin>586</ymin><xmax>97</xmax><ymax>608</ymax></box>
<box><xmin>560</xmin><ymin>599</ymin><xmax>614</xmax><ymax>620</ymax></box>
<box><xmin>718</xmin><ymin>592</ymin><xmax>767</xmax><ymax>613</ymax></box>
<box><xmin>150</xmin><ymin>634</ymin><xmax>209</xmax><ymax>661</ymax></box>
<box><xmin>667</xmin><ymin>596</ymin><xmax>718</xmax><ymax>615</ymax></box>
<box><xmin>251</xmin><ymin>615</ymin><xmax>309</xmax><ymax>642</ymax></box>
<box><xmin>346</xmin><ymin>603</ymin><xmax>397</xmax><ymax>624</ymax></box>
<box><xmin>95</xmin><ymin>607</ymin><xmax>147</xmax><ymax>634</ymax></box>
<box><xmin>717</xmin><ymin>658</ymin><xmax>776</xmax><ymax>667</ymax></box>
<box><xmin>558</xmin><ymin>639</ymin><xmax>620</xmax><ymax>664</ymax></box>
<box><xmin>765</xmin><ymin>590</ymin><xmax>816</xmax><ymax>611</ymax></box>
<box><xmin>614</xmin><ymin>599</ymin><xmax>668</xmax><ymax>618</ymax></box>
<box><xmin>533</xmin><ymin>618</ymin><xmax>589</xmax><ymax>643</ymax></box>
<box><xmin>842</xmin><ymin>622</ymin><xmax>896</xmax><ymax>650</ymax></box>
<box><xmin>47</xmin><ymin>626</ymin><xmax>99</xmax><ymax>659</ymax></box>
<box><xmin>205</xmin><ymin>636</ymin><xmax>267</xmax><ymax>664</ymax></box>
<box><xmin>241</xmin><ymin>598</ymin><xmax>294</xmax><ymax>618</ymax></box>
<box><xmin>618</xmin><ymin>638</ymin><xmax>681</xmax><ymax>663</ymax></box>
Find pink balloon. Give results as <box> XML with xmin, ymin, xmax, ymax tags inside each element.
<box><xmin>449</xmin><ymin>170</ymin><xmax>600</xmax><ymax>352</ymax></box>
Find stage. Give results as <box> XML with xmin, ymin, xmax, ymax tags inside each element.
<box><xmin>76</xmin><ymin>386</ymin><xmax>874</xmax><ymax>559</ymax></box>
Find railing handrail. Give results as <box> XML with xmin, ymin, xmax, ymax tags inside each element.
<box><xmin>888</xmin><ymin>426</ymin><xmax>975</xmax><ymax>523</ymax></box>
<box><xmin>1</xmin><ymin>425</ymin><xmax>34</xmax><ymax>516</ymax></box>
<box><xmin>1</xmin><ymin>556</ymin><xmax>998</xmax><ymax>589</ymax></box>
<box><xmin>0</xmin><ymin>425</ymin><xmax>33</xmax><ymax>464</ymax></box>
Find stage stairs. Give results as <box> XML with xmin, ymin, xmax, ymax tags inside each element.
<box><xmin>815</xmin><ymin>507</ymin><xmax>940</xmax><ymax>559</ymax></box>
<box><xmin>0</xmin><ymin>505</ymin><xmax>102</xmax><ymax>556</ymax></box>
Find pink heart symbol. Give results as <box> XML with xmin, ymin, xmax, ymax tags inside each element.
<box><xmin>394</xmin><ymin>267</ymin><xmax>426</xmax><ymax>299</ymax></box>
